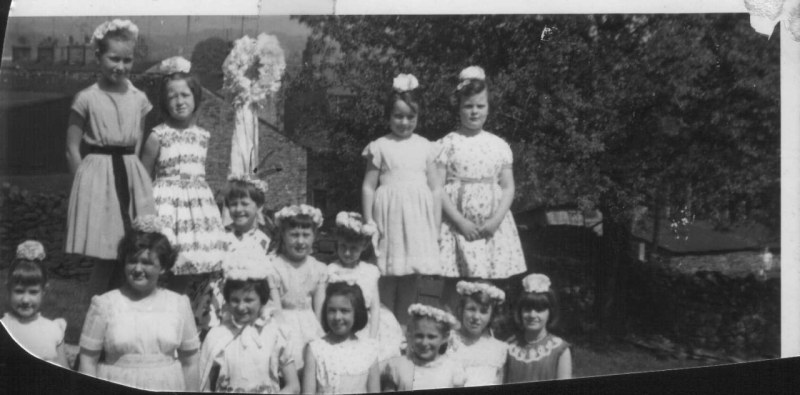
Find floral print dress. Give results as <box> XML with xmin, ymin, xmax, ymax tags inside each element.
<box><xmin>436</xmin><ymin>131</ymin><xmax>527</xmax><ymax>279</ymax></box>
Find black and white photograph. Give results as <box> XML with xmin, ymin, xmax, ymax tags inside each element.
<box><xmin>0</xmin><ymin>0</ymin><xmax>798</xmax><ymax>393</ymax></box>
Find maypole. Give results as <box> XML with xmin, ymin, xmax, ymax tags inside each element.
<box><xmin>222</xmin><ymin>33</ymin><xmax>286</xmax><ymax>176</ymax></box>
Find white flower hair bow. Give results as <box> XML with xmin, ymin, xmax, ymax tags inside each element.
<box><xmin>16</xmin><ymin>240</ymin><xmax>46</xmax><ymax>261</ymax></box>
<box><xmin>457</xmin><ymin>66</ymin><xmax>486</xmax><ymax>90</ymax></box>
<box><xmin>158</xmin><ymin>56</ymin><xmax>192</xmax><ymax>74</ymax></box>
<box><xmin>393</xmin><ymin>73</ymin><xmax>419</xmax><ymax>93</ymax></box>
<box><xmin>522</xmin><ymin>273</ymin><xmax>551</xmax><ymax>294</ymax></box>
<box><xmin>91</xmin><ymin>19</ymin><xmax>139</xmax><ymax>47</ymax></box>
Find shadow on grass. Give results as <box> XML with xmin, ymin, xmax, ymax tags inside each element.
<box><xmin>571</xmin><ymin>341</ymin><xmax>725</xmax><ymax>378</ymax></box>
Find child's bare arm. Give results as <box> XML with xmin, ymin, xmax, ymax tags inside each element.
<box><xmin>140</xmin><ymin>133</ymin><xmax>160</xmax><ymax>179</ymax></box>
<box><xmin>368</xmin><ymin>284</ymin><xmax>380</xmax><ymax>338</ymax></box>
<box><xmin>478</xmin><ymin>167</ymin><xmax>515</xmax><ymax>238</ymax></box>
<box><xmin>556</xmin><ymin>347</ymin><xmax>573</xmax><ymax>379</ymax></box>
<box><xmin>366</xmin><ymin>361</ymin><xmax>380</xmax><ymax>393</ymax></box>
<box><xmin>66</xmin><ymin>112</ymin><xmax>85</xmax><ymax>176</ymax></box>
<box><xmin>178</xmin><ymin>348</ymin><xmax>200</xmax><ymax>391</ymax></box>
<box><xmin>78</xmin><ymin>348</ymin><xmax>101</xmax><ymax>376</ymax></box>
<box><xmin>313</xmin><ymin>280</ymin><xmax>326</xmax><ymax>325</ymax></box>
<box><xmin>426</xmin><ymin>160</ymin><xmax>443</xmax><ymax>231</ymax></box>
<box><xmin>55</xmin><ymin>342</ymin><xmax>69</xmax><ymax>369</ymax></box>
<box><xmin>301</xmin><ymin>345</ymin><xmax>317</xmax><ymax>394</ymax></box>
<box><xmin>437</xmin><ymin>166</ymin><xmax>481</xmax><ymax>241</ymax></box>
<box><xmin>135</xmin><ymin>116</ymin><xmax>147</xmax><ymax>157</ymax></box>
<box><xmin>361</xmin><ymin>162</ymin><xmax>380</xmax><ymax>223</ymax></box>
<box><xmin>280</xmin><ymin>361</ymin><xmax>300</xmax><ymax>394</ymax></box>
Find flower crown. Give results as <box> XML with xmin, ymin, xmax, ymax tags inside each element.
<box><xmin>408</xmin><ymin>303</ymin><xmax>460</xmax><ymax>329</ymax></box>
<box><xmin>456</xmin><ymin>281</ymin><xmax>505</xmax><ymax>303</ymax></box>
<box><xmin>335</xmin><ymin>212</ymin><xmax>377</xmax><ymax>238</ymax></box>
<box><xmin>522</xmin><ymin>273</ymin><xmax>551</xmax><ymax>294</ymax></box>
<box><xmin>393</xmin><ymin>73</ymin><xmax>419</xmax><ymax>93</ymax></box>
<box><xmin>223</xmin><ymin>250</ymin><xmax>272</xmax><ymax>281</ymax></box>
<box><xmin>16</xmin><ymin>240</ymin><xmax>46</xmax><ymax>261</ymax></box>
<box><xmin>327</xmin><ymin>272</ymin><xmax>359</xmax><ymax>287</ymax></box>
<box><xmin>274</xmin><ymin>204</ymin><xmax>323</xmax><ymax>229</ymax></box>
<box><xmin>91</xmin><ymin>19</ymin><xmax>139</xmax><ymax>48</ymax></box>
<box><xmin>228</xmin><ymin>173</ymin><xmax>269</xmax><ymax>197</ymax></box>
<box><xmin>158</xmin><ymin>56</ymin><xmax>191</xmax><ymax>74</ymax></box>
<box><xmin>456</xmin><ymin>66</ymin><xmax>486</xmax><ymax>91</ymax></box>
<box><xmin>132</xmin><ymin>214</ymin><xmax>177</xmax><ymax>245</ymax></box>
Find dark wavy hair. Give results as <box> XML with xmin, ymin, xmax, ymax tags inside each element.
<box><xmin>384</xmin><ymin>89</ymin><xmax>422</xmax><ymax>120</ymax></box>
<box><xmin>160</xmin><ymin>72</ymin><xmax>203</xmax><ymax>117</ymax></box>
<box><xmin>117</xmin><ymin>230</ymin><xmax>177</xmax><ymax>272</ymax></box>
<box><xmin>222</xmin><ymin>278</ymin><xmax>271</xmax><ymax>305</ymax></box>
<box><xmin>451</xmin><ymin>78</ymin><xmax>491</xmax><ymax>111</ymax></box>
<box><xmin>321</xmin><ymin>282</ymin><xmax>369</xmax><ymax>334</ymax></box>
<box><xmin>224</xmin><ymin>179</ymin><xmax>266</xmax><ymax>208</ymax></box>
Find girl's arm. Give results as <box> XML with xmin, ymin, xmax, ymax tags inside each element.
<box><xmin>426</xmin><ymin>160</ymin><xmax>443</xmax><ymax>231</ymax></box>
<box><xmin>55</xmin><ymin>343</ymin><xmax>69</xmax><ymax>369</ymax></box>
<box><xmin>301</xmin><ymin>344</ymin><xmax>317</xmax><ymax>394</ymax></box>
<box><xmin>556</xmin><ymin>347</ymin><xmax>573</xmax><ymax>379</ymax></box>
<box><xmin>279</xmin><ymin>361</ymin><xmax>300</xmax><ymax>394</ymax></box>
<box><xmin>368</xmin><ymin>283</ymin><xmax>381</xmax><ymax>338</ymax></box>
<box><xmin>178</xmin><ymin>349</ymin><xmax>200</xmax><ymax>391</ymax></box>
<box><xmin>478</xmin><ymin>167</ymin><xmax>515</xmax><ymax>238</ymax></box>
<box><xmin>140</xmin><ymin>132</ymin><xmax>160</xmax><ymax>180</ymax></box>
<box><xmin>366</xmin><ymin>361</ymin><xmax>380</xmax><ymax>393</ymax></box>
<box><xmin>78</xmin><ymin>348</ymin><xmax>101</xmax><ymax>377</ymax></box>
<box><xmin>135</xmin><ymin>116</ymin><xmax>147</xmax><ymax>157</ymax></box>
<box><xmin>436</xmin><ymin>166</ymin><xmax>481</xmax><ymax>241</ymax></box>
<box><xmin>313</xmin><ymin>279</ymin><xmax>326</xmax><ymax>325</ymax></box>
<box><xmin>361</xmin><ymin>162</ymin><xmax>380</xmax><ymax>223</ymax></box>
<box><xmin>66</xmin><ymin>112</ymin><xmax>85</xmax><ymax>176</ymax></box>
<box><xmin>208</xmin><ymin>363</ymin><xmax>220</xmax><ymax>392</ymax></box>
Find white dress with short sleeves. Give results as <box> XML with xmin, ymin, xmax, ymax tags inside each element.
<box><xmin>309</xmin><ymin>337</ymin><xmax>380</xmax><ymax>394</ymax></box>
<box><xmin>1</xmin><ymin>313</ymin><xmax>66</xmax><ymax>365</ymax></box>
<box><xmin>362</xmin><ymin>134</ymin><xmax>440</xmax><ymax>276</ymax></box>
<box><xmin>436</xmin><ymin>131</ymin><xmax>527</xmax><ymax>278</ymax></box>
<box><xmin>79</xmin><ymin>289</ymin><xmax>200</xmax><ymax>391</ymax></box>
<box><xmin>447</xmin><ymin>331</ymin><xmax>508</xmax><ymax>386</ymax></box>
<box><xmin>326</xmin><ymin>261</ymin><xmax>405</xmax><ymax>364</ymax></box>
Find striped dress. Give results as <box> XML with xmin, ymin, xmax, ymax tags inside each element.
<box><xmin>152</xmin><ymin>123</ymin><xmax>227</xmax><ymax>274</ymax></box>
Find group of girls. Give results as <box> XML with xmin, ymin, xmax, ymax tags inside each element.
<box><xmin>1</xmin><ymin>17</ymin><xmax>573</xmax><ymax>393</ymax></box>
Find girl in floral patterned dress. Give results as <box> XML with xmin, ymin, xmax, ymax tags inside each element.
<box><xmin>506</xmin><ymin>274</ymin><xmax>572</xmax><ymax>382</ymax></box>
<box><xmin>436</xmin><ymin>66</ymin><xmax>527</xmax><ymax>280</ymax></box>
<box><xmin>302</xmin><ymin>281</ymin><xmax>380</xmax><ymax>394</ymax></box>
<box><xmin>141</xmin><ymin>63</ymin><xmax>228</xmax><ymax>335</ymax></box>
<box><xmin>447</xmin><ymin>281</ymin><xmax>508</xmax><ymax>386</ymax></box>
<box><xmin>269</xmin><ymin>204</ymin><xmax>327</xmax><ymax>375</ymax></box>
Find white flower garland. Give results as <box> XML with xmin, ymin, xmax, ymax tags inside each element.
<box><xmin>457</xmin><ymin>65</ymin><xmax>486</xmax><ymax>91</ymax></box>
<box><xmin>327</xmin><ymin>272</ymin><xmax>358</xmax><ymax>287</ymax></box>
<box><xmin>456</xmin><ymin>281</ymin><xmax>505</xmax><ymax>303</ymax></box>
<box><xmin>408</xmin><ymin>303</ymin><xmax>460</xmax><ymax>329</ymax></box>
<box><xmin>522</xmin><ymin>273</ymin><xmax>551</xmax><ymax>294</ymax></box>
<box><xmin>132</xmin><ymin>214</ymin><xmax>177</xmax><ymax>245</ymax></box>
<box><xmin>274</xmin><ymin>204</ymin><xmax>323</xmax><ymax>229</ymax></box>
<box><xmin>222</xmin><ymin>33</ymin><xmax>286</xmax><ymax>108</ymax></box>
<box><xmin>227</xmin><ymin>173</ymin><xmax>269</xmax><ymax>196</ymax></box>
<box><xmin>16</xmin><ymin>240</ymin><xmax>46</xmax><ymax>261</ymax></box>
<box><xmin>91</xmin><ymin>19</ymin><xmax>139</xmax><ymax>48</ymax></box>
<box><xmin>392</xmin><ymin>73</ymin><xmax>419</xmax><ymax>92</ymax></box>
<box><xmin>335</xmin><ymin>211</ymin><xmax>377</xmax><ymax>237</ymax></box>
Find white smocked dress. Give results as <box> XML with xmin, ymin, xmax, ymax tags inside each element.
<box><xmin>308</xmin><ymin>337</ymin><xmax>380</xmax><ymax>394</ymax></box>
<box><xmin>447</xmin><ymin>331</ymin><xmax>508</xmax><ymax>386</ymax></box>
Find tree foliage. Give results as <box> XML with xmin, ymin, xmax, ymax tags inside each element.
<box><xmin>191</xmin><ymin>37</ymin><xmax>231</xmax><ymax>91</ymax></box>
<box><xmin>288</xmin><ymin>14</ymin><xmax>779</xmax><ymax>234</ymax></box>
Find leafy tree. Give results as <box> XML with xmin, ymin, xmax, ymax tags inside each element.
<box><xmin>287</xmin><ymin>14</ymin><xmax>780</xmax><ymax>336</ymax></box>
<box><xmin>191</xmin><ymin>37</ymin><xmax>231</xmax><ymax>91</ymax></box>
<box><xmin>134</xmin><ymin>36</ymin><xmax>149</xmax><ymax>61</ymax></box>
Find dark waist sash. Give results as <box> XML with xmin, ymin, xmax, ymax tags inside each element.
<box><xmin>88</xmin><ymin>145</ymin><xmax>135</xmax><ymax>230</ymax></box>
